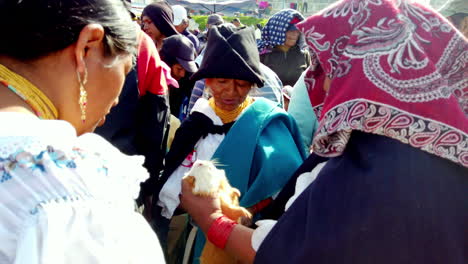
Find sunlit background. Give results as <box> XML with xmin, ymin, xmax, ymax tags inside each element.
<box><xmin>130</xmin><ymin>0</ymin><xmax>451</xmax><ymax>17</ymax></box>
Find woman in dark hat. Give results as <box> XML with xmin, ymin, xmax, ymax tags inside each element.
<box><xmin>180</xmin><ymin>0</ymin><xmax>468</xmax><ymax>263</ymax></box>
<box><xmin>141</xmin><ymin>1</ymin><xmax>179</xmax><ymax>50</ymax></box>
<box><xmin>153</xmin><ymin>25</ymin><xmax>307</xmax><ymax>263</ymax></box>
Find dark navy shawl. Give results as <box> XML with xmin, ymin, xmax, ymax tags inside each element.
<box><xmin>255</xmin><ymin>131</ymin><xmax>468</xmax><ymax>264</ymax></box>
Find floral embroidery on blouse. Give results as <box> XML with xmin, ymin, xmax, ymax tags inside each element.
<box><xmin>0</xmin><ymin>146</ymin><xmax>77</xmax><ymax>183</ymax></box>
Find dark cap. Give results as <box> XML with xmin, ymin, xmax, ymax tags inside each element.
<box><xmin>207</xmin><ymin>14</ymin><xmax>224</xmax><ymax>27</ymax></box>
<box><xmin>231</xmin><ymin>18</ymin><xmax>240</xmax><ymax>23</ymax></box>
<box><xmin>161</xmin><ymin>35</ymin><xmax>198</xmax><ymax>73</ymax></box>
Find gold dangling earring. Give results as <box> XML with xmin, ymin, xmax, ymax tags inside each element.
<box><xmin>77</xmin><ymin>69</ymin><xmax>88</xmax><ymax>123</ymax></box>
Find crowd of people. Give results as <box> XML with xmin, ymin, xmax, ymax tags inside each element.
<box><xmin>0</xmin><ymin>0</ymin><xmax>466</xmax><ymax>263</ymax></box>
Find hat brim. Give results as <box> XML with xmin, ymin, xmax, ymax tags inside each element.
<box><xmin>190</xmin><ymin>68</ymin><xmax>264</xmax><ymax>88</ymax></box>
<box><xmin>190</xmin><ymin>27</ymin><xmax>264</xmax><ymax>87</ymax></box>
<box><xmin>176</xmin><ymin>58</ymin><xmax>198</xmax><ymax>73</ymax></box>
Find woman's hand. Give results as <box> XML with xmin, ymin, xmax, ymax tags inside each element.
<box><xmin>179</xmin><ymin>179</ymin><xmax>223</xmax><ymax>232</ymax></box>
<box><xmin>180</xmin><ymin>179</ymin><xmax>257</xmax><ymax>263</ymax></box>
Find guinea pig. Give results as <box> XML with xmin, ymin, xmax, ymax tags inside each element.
<box><xmin>183</xmin><ymin>160</ymin><xmax>252</xmax><ymax>224</ymax></box>
<box><xmin>183</xmin><ymin>160</ymin><xmax>252</xmax><ymax>264</ymax></box>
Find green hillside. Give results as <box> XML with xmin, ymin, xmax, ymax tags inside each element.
<box><xmin>192</xmin><ymin>15</ymin><xmax>268</xmax><ymax>31</ymax></box>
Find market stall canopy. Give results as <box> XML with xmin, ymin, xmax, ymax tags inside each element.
<box><xmin>166</xmin><ymin>0</ymin><xmax>257</xmax><ymax>14</ymax></box>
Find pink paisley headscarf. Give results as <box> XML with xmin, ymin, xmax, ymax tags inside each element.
<box><xmin>297</xmin><ymin>0</ymin><xmax>468</xmax><ymax>167</ymax></box>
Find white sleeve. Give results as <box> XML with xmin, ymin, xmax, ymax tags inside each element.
<box><xmin>251</xmin><ymin>162</ymin><xmax>327</xmax><ymax>252</ymax></box>
<box><xmin>251</xmin><ymin>220</ymin><xmax>278</xmax><ymax>251</ymax></box>
<box><xmin>0</xmin><ymin>121</ymin><xmax>163</xmax><ymax>263</ymax></box>
<box><xmin>158</xmin><ymin>130</ymin><xmax>225</xmax><ymax>219</ymax></box>
<box><xmin>158</xmin><ymin>164</ymin><xmax>191</xmax><ymax>219</ymax></box>
<box><xmin>285</xmin><ymin>162</ymin><xmax>327</xmax><ymax>211</ymax></box>
<box><xmin>15</xmin><ymin>201</ymin><xmax>164</xmax><ymax>264</ymax></box>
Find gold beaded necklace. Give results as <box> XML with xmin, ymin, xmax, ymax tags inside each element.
<box><xmin>0</xmin><ymin>64</ymin><xmax>58</xmax><ymax>120</ymax></box>
<box><xmin>208</xmin><ymin>96</ymin><xmax>253</xmax><ymax>124</ymax></box>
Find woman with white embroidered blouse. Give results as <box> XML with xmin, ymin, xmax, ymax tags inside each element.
<box><xmin>0</xmin><ymin>0</ymin><xmax>164</xmax><ymax>263</ymax></box>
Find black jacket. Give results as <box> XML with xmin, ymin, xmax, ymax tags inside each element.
<box><xmin>94</xmin><ymin>67</ymin><xmax>170</xmax><ymax>202</ymax></box>
<box><xmin>260</xmin><ymin>45</ymin><xmax>310</xmax><ymax>86</ymax></box>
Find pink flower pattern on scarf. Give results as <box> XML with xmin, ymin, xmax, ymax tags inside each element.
<box><xmin>298</xmin><ymin>0</ymin><xmax>468</xmax><ymax>167</ymax></box>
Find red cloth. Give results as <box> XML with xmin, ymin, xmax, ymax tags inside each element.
<box><xmin>251</xmin><ymin>198</ymin><xmax>273</xmax><ymax>214</ymax></box>
<box><xmin>137</xmin><ymin>30</ymin><xmax>168</xmax><ymax>96</ymax></box>
<box><xmin>159</xmin><ymin>60</ymin><xmax>180</xmax><ymax>88</ymax></box>
<box><xmin>290</xmin><ymin>16</ymin><xmax>301</xmax><ymax>24</ymax></box>
<box><xmin>297</xmin><ymin>0</ymin><xmax>468</xmax><ymax>167</ymax></box>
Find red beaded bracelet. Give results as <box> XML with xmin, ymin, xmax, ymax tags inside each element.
<box><xmin>207</xmin><ymin>215</ymin><xmax>237</xmax><ymax>249</ymax></box>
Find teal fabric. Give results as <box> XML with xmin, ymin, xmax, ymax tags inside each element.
<box><xmin>287</xmin><ymin>71</ymin><xmax>319</xmax><ymax>151</ymax></box>
<box><xmin>192</xmin><ymin>98</ymin><xmax>307</xmax><ymax>264</ymax></box>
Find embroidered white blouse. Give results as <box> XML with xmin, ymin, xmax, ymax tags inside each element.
<box><xmin>0</xmin><ymin>113</ymin><xmax>164</xmax><ymax>263</ymax></box>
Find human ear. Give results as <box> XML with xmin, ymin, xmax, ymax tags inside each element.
<box><xmin>74</xmin><ymin>24</ymin><xmax>105</xmax><ymax>74</ymax></box>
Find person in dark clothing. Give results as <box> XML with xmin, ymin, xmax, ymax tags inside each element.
<box><xmin>159</xmin><ymin>35</ymin><xmax>198</xmax><ymax>120</ymax></box>
<box><xmin>95</xmin><ymin>29</ymin><xmax>170</xmax><ymax>214</ymax></box>
<box><xmin>141</xmin><ymin>1</ymin><xmax>179</xmax><ymax>50</ymax></box>
<box><xmin>172</xmin><ymin>5</ymin><xmax>200</xmax><ymax>54</ymax></box>
<box><xmin>258</xmin><ymin>9</ymin><xmax>310</xmax><ymax>86</ymax></box>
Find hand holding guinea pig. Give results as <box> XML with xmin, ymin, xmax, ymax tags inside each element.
<box><xmin>180</xmin><ymin>160</ymin><xmax>253</xmax><ymax>264</ymax></box>
<box><xmin>180</xmin><ymin>178</ymin><xmax>223</xmax><ymax>233</ymax></box>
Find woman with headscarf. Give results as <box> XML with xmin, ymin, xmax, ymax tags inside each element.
<box><xmin>0</xmin><ymin>0</ymin><xmax>164</xmax><ymax>262</ymax></box>
<box><xmin>180</xmin><ymin>0</ymin><xmax>468</xmax><ymax>263</ymax></box>
<box><xmin>141</xmin><ymin>1</ymin><xmax>179</xmax><ymax>50</ymax></box>
<box><xmin>258</xmin><ymin>9</ymin><xmax>310</xmax><ymax>86</ymax></box>
<box><xmin>153</xmin><ymin>24</ymin><xmax>307</xmax><ymax>263</ymax></box>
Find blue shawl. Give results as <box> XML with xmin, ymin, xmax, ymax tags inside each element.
<box><xmin>192</xmin><ymin>98</ymin><xmax>307</xmax><ymax>263</ymax></box>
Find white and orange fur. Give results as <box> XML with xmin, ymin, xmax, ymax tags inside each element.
<box><xmin>183</xmin><ymin>160</ymin><xmax>252</xmax><ymax>264</ymax></box>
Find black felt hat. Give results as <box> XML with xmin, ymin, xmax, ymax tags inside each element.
<box><xmin>191</xmin><ymin>26</ymin><xmax>264</xmax><ymax>87</ymax></box>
